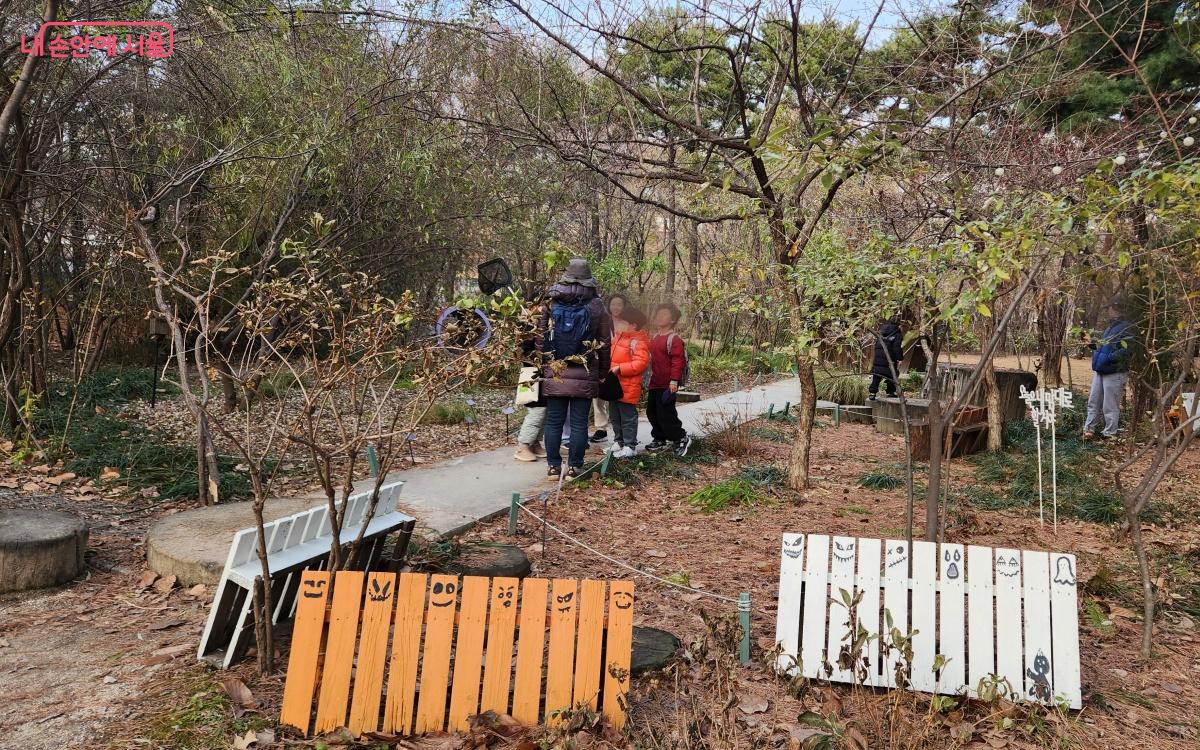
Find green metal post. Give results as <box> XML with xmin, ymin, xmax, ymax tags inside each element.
<box><xmin>738</xmin><ymin>592</ymin><xmax>751</xmax><ymax>664</ymax></box>
<box><xmin>767</xmin><ymin>403</ymin><xmax>775</xmax><ymax>419</ymax></box>
<box><xmin>367</xmin><ymin>444</ymin><xmax>380</xmax><ymax>477</ymax></box>
<box><xmin>509</xmin><ymin>492</ymin><xmax>519</xmax><ymax>536</ymax></box>
<box><xmin>783</xmin><ymin>401</ymin><xmax>791</xmax><ymax>416</ymax></box>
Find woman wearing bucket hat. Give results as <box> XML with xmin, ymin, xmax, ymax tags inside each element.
<box><xmin>535</xmin><ymin>259</ymin><xmax>612</xmax><ymax>480</ymax></box>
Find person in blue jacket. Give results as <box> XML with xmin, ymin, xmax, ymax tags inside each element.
<box><xmin>1083</xmin><ymin>300</ymin><xmax>1134</xmax><ymax>440</ymax></box>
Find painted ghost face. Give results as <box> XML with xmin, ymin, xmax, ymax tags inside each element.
<box><xmin>996</xmin><ymin>554</ymin><xmax>1020</xmax><ymax>578</ymax></box>
<box><xmin>1052</xmin><ymin>556</ymin><xmax>1076</xmax><ymax>586</ymax></box>
<box><xmin>368</xmin><ymin>578</ymin><xmax>393</xmax><ymax>602</ymax></box>
<box><xmin>886</xmin><ymin>543</ymin><xmax>907</xmax><ymax>569</ymax></box>
<box><xmin>555</xmin><ymin>591</ymin><xmax>575</xmax><ymax>613</ymax></box>
<box><xmin>832</xmin><ymin>539</ymin><xmax>855</xmax><ymax>563</ymax></box>
<box><xmin>613</xmin><ymin>591</ymin><xmax>634</xmax><ymax>610</ymax></box>
<box><xmin>495</xmin><ymin>584</ymin><xmax>515</xmax><ymax>608</ymax></box>
<box><xmin>302</xmin><ymin>578</ymin><xmax>327</xmax><ymax>599</ymax></box>
<box><xmin>782</xmin><ymin>537</ymin><xmax>804</xmax><ymax>560</ymax></box>
<box><xmin>943</xmin><ymin>548</ymin><xmax>962</xmax><ymax>579</ymax></box>
<box><xmin>430</xmin><ymin>580</ymin><xmax>458</xmax><ymax>607</ymax></box>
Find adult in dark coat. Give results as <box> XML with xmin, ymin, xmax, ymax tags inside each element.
<box><xmin>869</xmin><ymin>320</ymin><xmax>904</xmax><ymax>400</ymax></box>
<box><xmin>536</xmin><ymin>259</ymin><xmax>611</xmax><ymax>479</ymax></box>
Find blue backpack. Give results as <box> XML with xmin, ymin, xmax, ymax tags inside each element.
<box><xmin>547</xmin><ymin>301</ymin><xmax>592</xmax><ymax>360</ymax></box>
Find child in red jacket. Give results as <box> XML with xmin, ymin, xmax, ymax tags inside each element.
<box><xmin>646</xmin><ymin>303</ymin><xmax>691</xmax><ymax>456</ymax></box>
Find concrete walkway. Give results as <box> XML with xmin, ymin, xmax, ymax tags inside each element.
<box><xmin>146</xmin><ymin>378</ymin><xmax>800</xmax><ymax>584</ymax></box>
<box><xmin>374</xmin><ymin>378</ymin><xmax>800</xmax><ymax>537</ymax></box>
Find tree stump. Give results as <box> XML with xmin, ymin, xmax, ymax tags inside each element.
<box><xmin>443</xmin><ymin>543</ymin><xmax>532</xmax><ymax>579</ymax></box>
<box><xmin>0</xmin><ymin>509</ymin><xmax>89</xmax><ymax>593</ymax></box>
<box><xmin>631</xmin><ymin>626</ymin><xmax>680</xmax><ymax>674</ymax></box>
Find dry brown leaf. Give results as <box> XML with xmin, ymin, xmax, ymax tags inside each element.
<box><xmin>135</xmin><ymin>570</ymin><xmax>158</xmax><ymax>590</ymax></box>
<box><xmin>220</xmin><ymin>677</ymin><xmax>256</xmax><ymax>708</ymax></box>
<box><xmin>100</xmin><ymin>467</ymin><xmax>121</xmax><ymax>481</ymax></box>
<box><xmin>46</xmin><ymin>472</ymin><xmax>76</xmax><ymax>486</ymax></box>
<box><xmin>152</xmin><ymin>574</ymin><xmax>177</xmax><ymax>594</ymax></box>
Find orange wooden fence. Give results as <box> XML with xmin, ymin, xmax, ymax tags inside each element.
<box><xmin>280</xmin><ymin>571</ymin><xmax>635</xmax><ymax>737</ymax></box>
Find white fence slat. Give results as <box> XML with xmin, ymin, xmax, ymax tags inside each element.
<box><xmin>775</xmin><ymin>533</ymin><xmax>805</xmax><ymax>675</ymax></box>
<box><xmin>993</xmin><ymin>547</ymin><xmax>1024</xmax><ymax>700</ymax></box>
<box><xmin>826</xmin><ymin>537</ymin><xmax>857</xmax><ymax>682</ymax></box>
<box><xmin>909</xmin><ymin>541</ymin><xmax>937</xmax><ymax>693</ymax></box>
<box><xmin>856</xmin><ymin>538</ymin><xmax>882</xmax><ymax>686</ymax></box>
<box><xmin>966</xmin><ymin>545</ymin><xmax>995</xmax><ymax>697</ymax></box>
<box><xmin>1049</xmin><ymin>553</ymin><xmax>1082</xmax><ymax>709</ymax></box>
<box><xmin>800</xmin><ymin>534</ymin><xmax>830</xmax><ymax>679</ymax></box>
<box><xmin>882</xmin><ymin>539</ymin><xmax>910</xmax><ymax>688</ymax></box>
<box><xmin>1022</xmin><ymin>551</ymin><xmax>1053</xmax><ymax>704</ymax></box>
<box><xmin>938</xmin><ymin>543</ymin><xmax>966</xmax><ymax>692</ymax></box>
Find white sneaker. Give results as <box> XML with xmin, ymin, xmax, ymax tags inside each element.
<box><xmin>614</xmin><ymin>446</ymin><xmax>635</xmax><ymax>459</ymax></box>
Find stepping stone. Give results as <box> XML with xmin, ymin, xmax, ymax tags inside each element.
<box><xmin>0</xmin><ymin>509</ymin><xmax>88</xmax><ymax>593</ymax></box>
<box><xmin>631</xmin><ymin>626</ymin><xmax>680</xmax><ymax>675</ymax></box>
<box><xmin>444</xmin><ymin>543</ymin><xmax>531</xmax><ymax>579</ymax></box>
<box><xmin>145</xmin><ymin>497</ymin><xmax>318</xmax><ymax>586</ymax></box>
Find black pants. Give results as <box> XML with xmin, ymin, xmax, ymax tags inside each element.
<box><xmin>869</xmin><ymin>373</ymin><xmax>897</xmax><ymax>397</ymax></box>
<box><xmin>647</xmin><ymin>389</ymin><xmax>686</xmax><ymax>441</ymax></box>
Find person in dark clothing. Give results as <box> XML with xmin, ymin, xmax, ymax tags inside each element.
<box><xmin>868</xmin><ymin>320</ymin><xmax>904</xmax><ymax>400</ymax></box>
<box><xmin>645</xmin><ymin>302</ymin><xmax>691</xmax><ymax>456</ymax></box>
<box><xmin>536</xmin><ymin>259</ymin><xmax>612</xmax><ymax>480</ymax></box>
<box><xmin>1083</xmin><ymin>300</ymin><xmax>1134</xmax><ymax>439</ymax></box>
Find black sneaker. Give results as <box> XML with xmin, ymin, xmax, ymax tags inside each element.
<box><xmin>675</xmin><ymin>435</ymin><xmax>693</xmax><ymax>457</ymax></box>
<box><xmin>590</xmin><ymin>429</ymin><xmax>608</xmax><ymax>443</ymax></box>
<box><xmin>646</xmin><ymin>439</ymin><xmax>668</xmax><ymax>452</ymax></box>
<box><xmin>565</xmin><ymin>466</ymin><xmax>580</xmax><ymax>480</ymax></box>
<box><xmin>547</xmin><ymin>465</ymin><xmax>561</xmax><ymax>481</ymax></box>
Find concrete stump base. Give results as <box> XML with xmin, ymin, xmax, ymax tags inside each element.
<box><xmin>444</xmin><ymin>543</ymin><xmax>532</xmax><ymax>579</ymax></box>
<box><xmin>632</xmin><ymin>626</ymin><xmax>680</xmax><ymax>675</ymax></box>
<box><xmin>0</xmin><ymin>509</ymin><xmax>89</xmax><ymax>593</ymax></box>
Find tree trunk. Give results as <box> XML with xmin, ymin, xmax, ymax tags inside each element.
<box><xmin>786</xmin><ymin>359</ymin><xmax>817</xmax><ymax>492</ymax></box>
<box><xmin>925</xmin><ymin>369</ymin><xmax>943</xmax><ymax>541</ymax></box>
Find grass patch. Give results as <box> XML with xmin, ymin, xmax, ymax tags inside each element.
<box><xmin>1083</xmin><ymin>600</ymin><xmax>1115</xmax><ymax>636</ymax></box>
<box><xmin>255</xmin><ymin>370</ymin><xmax>299</xmax><ymax>400</ymax></box>
<box><xmin>749</xmin><ymin>425</ymin><xmax>789</xmax><ymax>443</ymax></box>
<box><xmin>421</xmin><ymin>402</ymin><xmax>469</xmax><ymax>425</ymax></box>
<box><xmin>139</xmin><ymin>677</ymin><xmax>269</xmax><ymax>750</ymax></box>
<box><xmin>858</xmin><ymin>469</ymin><xmax>903</xmax><ymax>490</ymax></box>
<box><xmin>737</xmin><ymin>463</ymin><xmax>786</xmax><ymax>488</ymax></box>
<box><xmin>815</xmin><ymin>370</ymin><xmax>869</xmax><ymax>405</ymax></box>
<box><xmin>34</xmin><ymin>368</ymin><xmax>249</xmax><ymax>501</ymax></box>
<box><xmin>687</xmin><ymin>478</ymin><xmax>764</xmax><ymax>513</ymax></box>
<box><xmin>835</xmin><ymin>504</ymin><xmax>871</xmax><ymax>517</ymax></box>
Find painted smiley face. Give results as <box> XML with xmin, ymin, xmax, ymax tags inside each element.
<box><xmin>782</xmin><ymin>537</ymin><xmax>804</xmax><ymax>560</ymax></box>
<box><xmin>943</xmin><ymin>548</ymin><xmax>962</xmax><ymax>580</ymax></box>
<box><xmin>832</xmin><ymin>540</ymin><xmax>855</xmax><ymax>563</ymax></box>
<box><xmin>495</xmin><ymin>585</ymin><xmax>515</xmax><ymax>608</ymax></box>
<box><xmin>301</xmin><ymin>578</ymin><xmax>327</xmax><ymax>598</ymax></box>
<box><xmin>613</xmin><ymin>591</ymin><xmax>634</xmax><ymax>610</ymax></box>
<box><xmin>886</xmin><ymin>543</ymin><xmax>907</xmax><ymax>568</ymax></box>
<box><xmin>996</xmin><ymin>554</ymin><xmax>1020</xmax><ymax>578</ymax></box>
<box><xmin>430</xmin><ymin>580</ymin><xmax>458</xmax><ymax>607</ymax></box>
<box><xmin>555</xmin><ymin>591</ymin><xmax>575</xmax><ymax>613</ymax></box>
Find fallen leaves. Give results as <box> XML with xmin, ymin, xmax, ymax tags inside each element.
<box><xmin>220</xmin><ymin>677</ymin><xmax>257</xmax><ymax>711</ymax></box>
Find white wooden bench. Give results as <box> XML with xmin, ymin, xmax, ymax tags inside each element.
<box><xmin>197</xmin><ymin>480</ymin><xmax>414</xmax><ymax>667</ymax></box>
<box><xmin>774</xmin><ymin>533</ymin><xmax>1081</xmax><ymax>709</ymax></box>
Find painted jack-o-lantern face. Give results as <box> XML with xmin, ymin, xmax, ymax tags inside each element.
<box><xmin>495</xmin><ymin>584</ymin><xmax>515</xmax><ymax>608</ymax></box>
<box><xmin>555</xmin><ymin>591</ymin><xmax>575</xmax><ymax>613</ymax></box>
<box><xmin>782</xmin><ymin>537</ymin><xmax>804</xmax><ymax>560</ymax></box>
<box><xmin>612</xmin><ymin>590</ymin><xmax>634</xmax><ymax>610</ymax></box>
<box><xmin>430</xmin><ymin>580</ymin><xmax>458</xmax><ymax>607</ymax></box>
<box><xmin>368</xmin><ymin>578</ymin><xmax>393</xmax><ymax>602</ymax></box>
<box><xmin>833</xmin><ymin>539</ymin><xmax>855</xmax><ymax>563</ymax></box>
<box><xmin>302</xmin><ymin>578</ymin><xmax>327</xmax><ymax>599</ymax></box>
<box><xmin>996</xmin><ymin>554</ymin><xmax>1020</xmax><ymax>578</ymax></box>
<box><xmin>886</xmin><ymin>543</ymin><xmax>907</xmax><ymax>569</ymax></box>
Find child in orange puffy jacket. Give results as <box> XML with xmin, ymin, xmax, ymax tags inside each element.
<box><xmin>607</xmin><ymin>307</ymin><xmax>650</xmax><ymax>458</ymax></box>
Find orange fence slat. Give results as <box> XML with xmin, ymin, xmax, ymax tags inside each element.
<box><xmin>603</xmin><ymin>581</ymin><xmax>635</xmax><ymax>728</ymax></box>
<box><xmin>446</xmin><ymin>576</ymin><xmax>490</xmax><ymax>731</ymax></box>
<box><xmin>479</xmin><ymin>576</ymin><xmax>520</xmax><ymax>716</ymax></box>
<box><xmin>414</xmin><ymin>574</ymin><xmax>458</xmax><ymax>733</ymax></box>
<box><xmin>383</xmin><ymin>573</ymin><xmax>426</xmax><ymax>735</ymax></box>
<box><xmin>314</xmin><ymin>571</ymin><xmax>365</xmax><ymax>734</ymax></box>
<box><xmin>572</xmin><ymin>579</ymin><xmax>607</xmax><ymax>710</ymax></box>
<box><xmin>278</xmin><ymin>571</ymin><xmax>330</xmax><ymax>734</ymax></box>
<box><xmin>544</xmin><ymin>579</ymin><xmax>579</xmax><ymax>721</ymax></box>
<box><xmin>511</xmin><ymin>577</ymin><xmax>549</xmax><ymax>725</ymax></box>
<box><xmin>347</xmin><ymin>572</ymin><xmax>397</xmax><ymax>735</ymax></box>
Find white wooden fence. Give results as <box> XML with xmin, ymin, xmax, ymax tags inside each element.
<box><xmin>775</xmin><ymin>533</ymin><xmax>1081</xmax><ymax>709</ymax></box>
<box><xmin>197</xmin><ymin>480</ymin><xmax>414</xmax><ymax>667</ymax></box>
